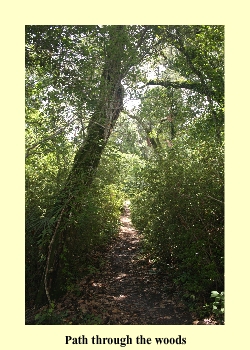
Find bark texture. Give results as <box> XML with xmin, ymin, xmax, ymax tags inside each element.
<box><xmin>37</xmin><ymin>26</ymin><xmax>127</xmax><ymax>304</ymax></box>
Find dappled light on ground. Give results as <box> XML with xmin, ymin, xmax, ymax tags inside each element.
<box><xmin>26</xmin><ymin>202</ymin><xmax>211</xmax><ymax>325</ymax></box>
<box><xmin>69</xmin><ymin>202</ymin><xmax>194</xmax><ymax>324</ymax></box>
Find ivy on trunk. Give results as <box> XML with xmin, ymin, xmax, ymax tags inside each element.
<box><xmin>39</xmin><ymin>26</ymin><xmax>126</xmax><ymax>304</ymax></box>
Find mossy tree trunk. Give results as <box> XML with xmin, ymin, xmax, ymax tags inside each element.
<box><xmin>37</xmin><ymin>25</ymin><xmax>126</xmax><ymax>304</ymax></box>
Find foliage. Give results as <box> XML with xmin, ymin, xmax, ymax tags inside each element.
<box><xmin>98</xmin><ymin>138</ymin><xmax>146</xmax><ymax>198</ymax></box>
<box><xmin>25</xmin><ymin>112</ymin><xmax>125</xmax><ymax>304</ymax></box>
<box><xmin>25</xmin><ymin>25</ymin><xmax>224</xmax><ymax>321</ymax></box>
<box><xmin>128</xmin><ymin>25</ymin><xmax>224</xmax><ymax>316</ymax></box>
<box><xmin>210</xmin><ymin>291</ymin><xmax>224</xmax><ymax>324</ymax></box>
<box><xmin>131</xmin><ymin>115</ymin><xmax>224</xmax><ymax>310</ymax></box>
<box><xmin>25</xmin><ymin>111</ymin><xmax>74</xmax><ymax>305</ymax></box>
<box><xmin>34</xmin><ymin>302</ymin><xmax>102</xmax><ymax>325</ymax></box>
<box><xmin>34</xmin><ymin>302</ymin><xmax>66</xmax><ymax>325</ymax></box>
<box><xmin>26</xmin><ymin>159</ymin><xmax>124</xmax><ymax>303</ymax></box>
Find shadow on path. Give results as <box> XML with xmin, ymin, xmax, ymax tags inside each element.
<box><xmin>26</xmin><ymin>201</ymin><xmax>195</xmax><ymax>325</ymax></box>
<box><xmin>75</xmin><ymin>201</ymin><xmax>194</xmax><ymax>325</ymax></box>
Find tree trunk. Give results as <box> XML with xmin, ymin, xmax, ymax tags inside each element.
<box><xmin>37</xmin><ymin>26</ymin><xmax>126</xmax><ymax>304</ymax></box>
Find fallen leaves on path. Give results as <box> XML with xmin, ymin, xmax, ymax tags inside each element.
<box><xmin>26</xmin><ymin>203</ymin><xmax>201</xmax><ymax>325</ymax></box>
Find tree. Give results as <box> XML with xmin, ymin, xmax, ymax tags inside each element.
<box><xmin>25</xmin><ymin>26</ymin><xmax>224</xmax><ymax>314</ymax></box>
<box><xmin>25</xmin><ymin>25</ymin><xmax>157</xmax><ymax>303</ymax></box>
<box><xmin>146</xmin><ymin>25</ymin><xmax>224</xmax><ymax>142</ymax></box>
<box><xmin>129</xmin><ymin>26</ymin><xmax>224</xmax><ymax>310</ymax></box>
<box><xmin>40</xmin><ymin>26</ymin><xmax>126</xmax><ymax>302</ymax></box>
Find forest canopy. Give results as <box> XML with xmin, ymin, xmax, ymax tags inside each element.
<box><xmin>25</xmin><ymin>25</ymin><xmax>224</xmax><ymax>323</ymax></box>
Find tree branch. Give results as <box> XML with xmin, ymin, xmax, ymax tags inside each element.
<box><xmin>207</xmin><ymin>194</ymin><xmax>224</xmax><ymax>204</ymax></box>
<box><xmin>146</xmin><ymin>79</ymin><xmax>202</xmax><ymax>93</ymax></box>
<box><xmin>25</xmin><ymin>127</ymin><xmax>65</xmax><ymax>159</ymax></box>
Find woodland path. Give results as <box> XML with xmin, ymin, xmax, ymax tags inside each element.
<box><xmin>26</xmin><ymin>202</ymin><xmax>195</xmax><ymax>325</ymax></box>
<box><xmin>83</xmin><ymin>202</ymin><xmax>194</xmax><ymax>325</ymax></box>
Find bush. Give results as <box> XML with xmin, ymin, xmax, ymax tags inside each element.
<box><xmin>211</xmin><ymin>291</ymin><xmax>224</xmax><ymax>324</ymax></box>
<box><xmin>131</xmin><ymin>116</ymin><xmax>224</xmax><ymax>310</ymax></box>
<box><xmin>26</xmin><ymin>144</ymin><xmax>125</xmax><ymax>306</ymax></box>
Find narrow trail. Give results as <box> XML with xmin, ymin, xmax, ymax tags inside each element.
<box><xmin>26</xmin><ymin>202</ymin><xmax>195</xmax><ymax>324</ymax></box>
<box><xmin>71</xmin><ymin>202</ymin><xmax>194</xmax><ymax>325</ymax></box>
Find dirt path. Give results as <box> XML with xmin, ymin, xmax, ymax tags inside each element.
<box><xmin>26</xmin><ymin>202</ymin><xmax>195</xmax><ymax>325</ymax></box>
<box><xmin>73</xmin><ymin>202</ymin><xmax>194</xmax><ymax>325</ymax></box>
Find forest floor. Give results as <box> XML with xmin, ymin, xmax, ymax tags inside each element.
<box><xmin>26</xmin><ymin>202</ymin><xmax>211</xmax><ymax>325</ymax></box>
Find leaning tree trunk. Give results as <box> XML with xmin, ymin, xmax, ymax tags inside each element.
<box><xmin>36</xmin><ymin>26</ymin><xmax>126</xmax><ymax>305</ymax></box>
